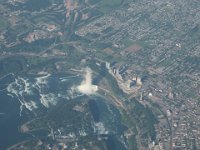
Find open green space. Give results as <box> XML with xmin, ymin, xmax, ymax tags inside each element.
<box><xmin>98</xmin><ymin>0</ymin><xmax>123</xmax><ymax>13</ymax></box>
<box><xmin>121</xmin><ymin>37</ymin><xmax>152</xmax><ymax>50</ymax></box>
<box><xmin>0</xmin><ymin>17</ymin><xmax>8</xmax><ymax>30</ymax></box>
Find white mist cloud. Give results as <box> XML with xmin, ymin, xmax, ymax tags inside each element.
<box><xmin>77</xmin><ymin>67</ymin><xmax>98</xmax><ymax>95</ymax></box>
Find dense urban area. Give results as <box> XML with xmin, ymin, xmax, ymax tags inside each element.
<box><xmin>0</xmin><ymin>0</ymin><xmax>199</xmax><ymax>150</ymax></box>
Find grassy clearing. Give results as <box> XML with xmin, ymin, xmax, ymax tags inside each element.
<box><xmin>98</xmin><ymin>0</ymin><xmax>123</xmax><ymax>13</ymax></box>
<box><xmin>101</xmin><ymin>0</ymin><xmax>122</xmax><ymax>6</ymax></box>
<box><xmin>0</xmin><ymin>17</ymin><xmax>8</xmax><ymax>30</ymax></box>
<box><xmin>121</xmin><ymin>37</ymin><xmax>135</xmax><ymax>48</ymax></box>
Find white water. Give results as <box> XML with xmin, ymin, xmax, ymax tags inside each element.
<box><xmin>77</xmin><ymin>67</ymin><xmax>98</xmax><ymax>95</ymax></box>
<box><xmin>40</xmin><ymin>93</ymin><xmax>57</xmax><ymax>108</ymax></box>
<box><xmin>6</xmin><ymin>74</ymin><xmax>57</xmax><ymax>115</ymax></box>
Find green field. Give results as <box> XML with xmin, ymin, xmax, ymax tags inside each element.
<box><xmin>101</xmin><ymin>0</ymin><xmax>122</xmax><ymax>6</ymax></box>
<box><xmin>121</xmin><ymin>37</ymin><xmax>135</xmax><ymax>48</ymax></box>
<box><xmin>0</xmin><ymin>17</ymin><xmax>7</xmax><ymax>30</ymax></box>
<box><xmin>98</xmin><ymin>0</ymin><xmax>123</xmax><ymax>13</ymax></box>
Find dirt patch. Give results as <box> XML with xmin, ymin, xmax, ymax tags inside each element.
<box><xmin>121</xmin><ymin>44</ymin><xmax>142</xmax><ymax>56</ymax></box>
<box><xmin>103</xmin><ymin>48</ymin><xmax>114</xmax><ymax>54</ymax></box>
<box><xmin>125</xmin><ymin>44</ymin><xmax>142</xmax><ymax>52</ymax></box>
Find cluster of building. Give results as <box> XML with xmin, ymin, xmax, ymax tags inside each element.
<box><xmin>74</xmin><ymin>1</ymin><xmax>200</xmax><ymax>149</ymax></box>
